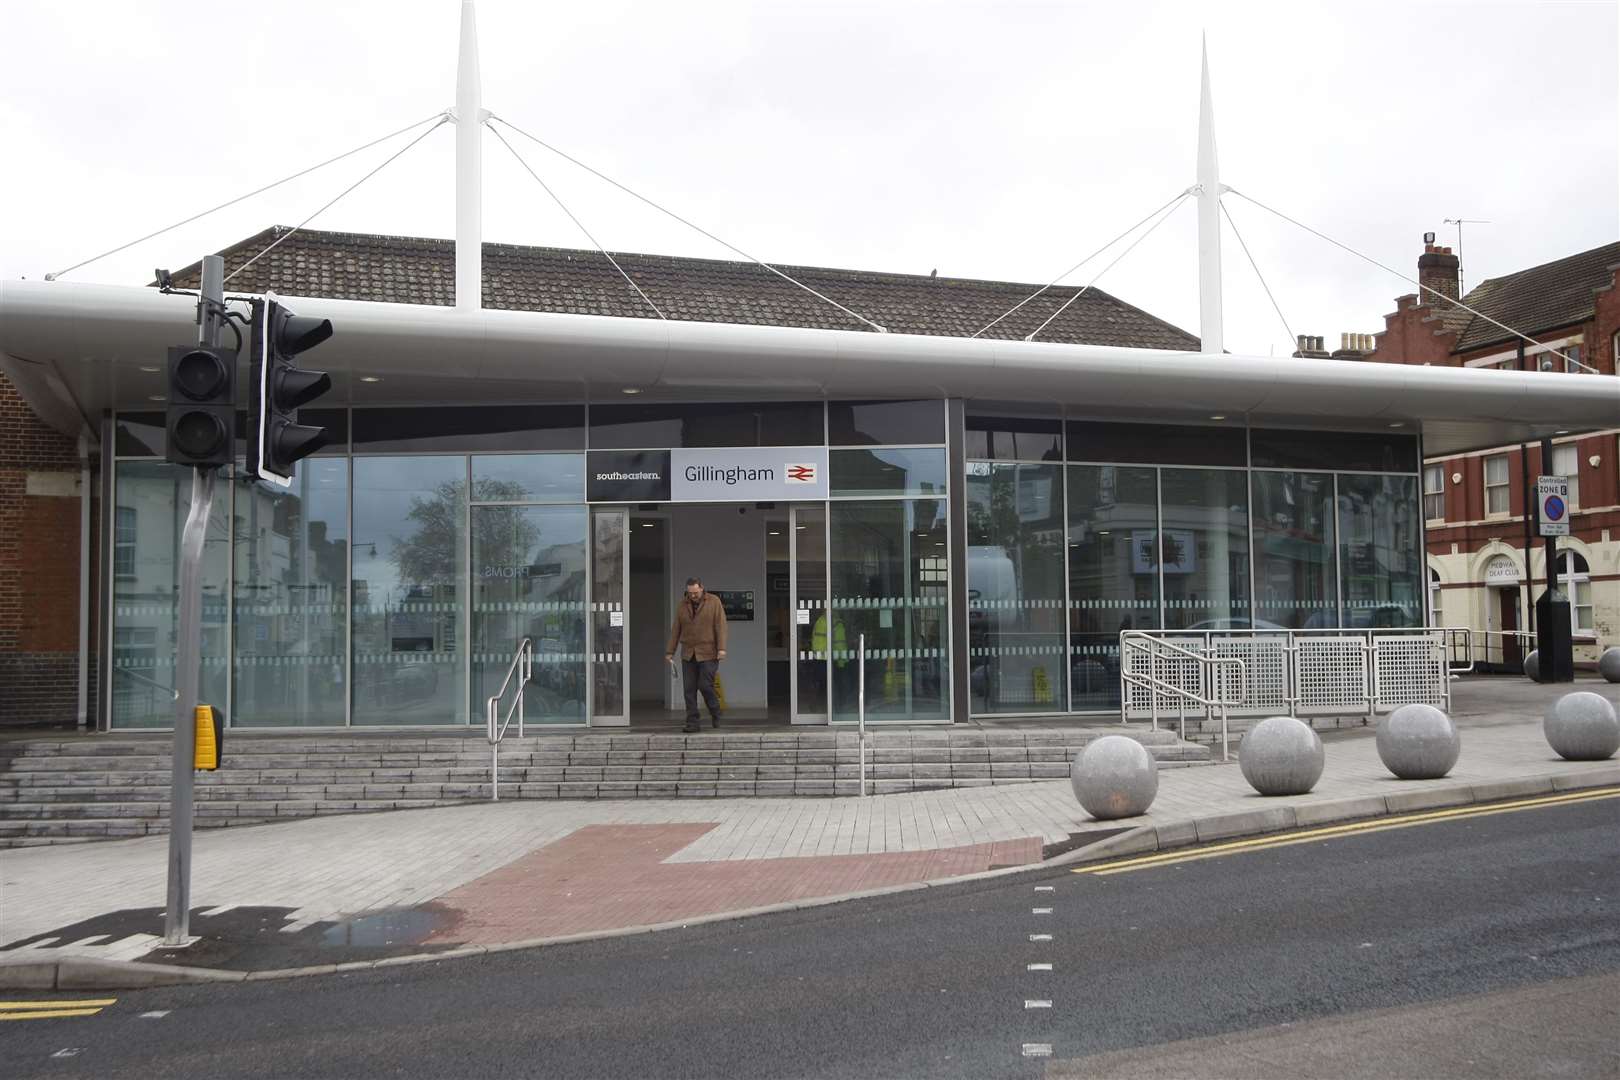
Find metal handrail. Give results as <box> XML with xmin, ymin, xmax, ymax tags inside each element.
<box><xmin>1119</xmin><ymin>632</ymin><xmax>1245</xmax><ymax>761</ymax></box>
<box><xmin>485</xmin><ymin>637</ymin><xmax>533</xmax><ymax>801</ymax></box>
<box><xmin>1442</xmin><ymin>626</ymin><xmax>1533</xmax><ymax>672</ymax></box>
<box><xmin>114</xmin><ymin>666</ymin><xmax>180</xmax><ymax>701</ymax></box>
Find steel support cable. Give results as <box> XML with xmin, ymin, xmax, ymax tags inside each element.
<box><xmin>487</xmin><ymin>115</ymin><xmax>888</xmax><ymax>333</ymax></box>
<box><xmin>46</xmin><ymin>112</ymin><xmax>449</xmax><ymax>282</ymax></box>
<box><xmin>1226</xmin><ymin>188</ymin><xmax>1599</xmax><ymax>373</ymax></box>
<box><xmin>972</xmin><ymin>187</ymin><xmax>1194</xmax><ymax>339</ymax></box>
<box><xmin>1220</xmin><ymin>200</ymin><xmax>1295</xmax><ymax>355</ymax></box>
<box><xmin>489</xmin><ymin>125</ymin><xmax>665</xmax><ymax>321</ymax></box>
<box><xmin>1025</xmin><ymin>193</ymin><xmax>1191</xmax><ymax>342</ymax></box>
<box><xmin>223</xmin><ymin>117</ymin><xmax>451</xmax><ymax>284</ymax></box>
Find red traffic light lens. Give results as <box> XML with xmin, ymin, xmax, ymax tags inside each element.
<box><xmin>174</xmin><ymin>349</ymin><xmax>230</xmax><ymax>401</ymax></box>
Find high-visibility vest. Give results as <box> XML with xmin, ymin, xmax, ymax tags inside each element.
<box><xmin>811</xmin><ymin>614</ymin><xmax>849</xmax><ymax>666</ymax></box>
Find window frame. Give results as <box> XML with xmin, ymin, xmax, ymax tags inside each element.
<box><xmin>1484</xmin><ymin>454</ymin><xmax>1510</xmax><ymax>516</ymax></box>
<box><xmin>1551</xmin><ymin>443</ymin><xmax>1580</xmax><ymax>509</ymax></box>
<box><xmin>1422</xmin><ymin>463</ymin><xmax>1445</xmax><ymax>521</ymax></box>
<box><xmin>1556</xmin><ymin>550</ymin><xmax>1595</xmax><ymax>637</ymax></box>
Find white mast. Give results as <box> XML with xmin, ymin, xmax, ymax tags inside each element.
<box><xmin>455</xmin><ymin>0</ymin><xmax>484</xmax><ymax>310</ymax></box>
<box><xmin>1196</xmin><ymin>36</ymin><xmax>1224</xmax><ymax>354</ymax></box>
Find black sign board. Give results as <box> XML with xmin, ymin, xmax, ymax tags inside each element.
<box><xmin>587</xmin><ymin>450</ymin><xmax>671</xmax><ymax>502</ymax></box>
<box><xmin>711</xmin><ymin>589</ymin><xmax>755</xmax><ymax>621</ymax></box>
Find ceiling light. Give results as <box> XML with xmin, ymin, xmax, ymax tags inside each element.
<box><xmin>622</xmin><ymin>387</ymin><xmax>643</xmax><ymax>395</ymax></box>
<box><xmin>769</xmin><ymin>530</ymin><xmax>781</xmax><ymax>535</ymax></box>
<box><xmin>1388</xmin><ymin>421</ymin><xmax>1405</xmax><ymax>428</ymax></box>
<box><xmin>639</xmin><ymin>522</ymin><xmax>654</xmax><ymax>528</ymax></box>
<box><xmin>1209</xmin><ymin>414</ymin><xmax>1226</xmax><ymax>421</ymax></box>
<box><xmin>138</xmin><ymin>365</ymin><xmax>160</xmax><ymax>373</ymax></box>
<box><xmin>147</xmin><ymin>394</ymin><xmax>164</xmax><ymax>401</ymax></box>
<box><xmin>359</xmin><ymin>376</ymin><xmax>382</xmax><ymax>384</ymax></box>
<box><xmin>1555</xmin><ymin>430</ymin><xmax>1570</xmax><ymax>435</ymax></box>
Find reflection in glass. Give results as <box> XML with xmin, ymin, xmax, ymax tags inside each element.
<box><xmin>352</xmin><ymin>457</ymin><xmax>468</xmax><ymax>724</ymax></box>
<box><xmin>829</xmin><ymin>448</ymin><xmax>947</xmax><ymax>497</ymax></box>
<box><xmin>1252</xmin><ymin>472</ymin><xmax>1337</xmax><ymax>629</ymax></box>
<box><xmin>967</xmin><ymin>463</ymin><xmax>1066</xmax><ymax>713</ymax></box>
<box><xmin>1338</xmin><ymin>474</ymin><xmax>1422</xmax><ymax>627</ymax></box>
<box><xmin>827</xmin><ymin>400</ymin><xmax>945</xmax><ymax>446</ymax></box>
<box><xmin>793</xmin><ymin>506</ymin><xmax>829</xmax><ymax>722</ymax></box>
<box><xmin>587</xmin><ymin>402</ymin><xmax>824</xmax><ymax>449</ymax></box>
<box><xmin>472</xmin><ymin>505</ymin><xmax>587</xmax><ymax>724</ymax></box>
<box><xmin>111</xmin><ymin>462</ymin><xmax>230</xmax><ymax>728</ymax></box>
<box><xmin>591</xmin><ymin>512</ymin><xmax>627</xmax><ymax>718</ymax></box>
<box><xmin>829</xmin><ymin>499</ymin><xmax>949</xmax><ymax>722</ymax></box>
<box><xmin>471</xmin><ymin>454</ymin><xmax>585</xmax><ymax>503</ymax></box>
<box><xmin>1067</xmin><ymin>465</ymin><xmax>1158</xmax><ymax>710</ymax></box>
<box><xmin>233</xmin><ymin>458</ymin><xmax>349</xmax><ymax>726</ymax></box>
<box><xmin>1159</xmin><ymin>469</ymin><xmax>1250</xmax><ymax>630</ymax></box>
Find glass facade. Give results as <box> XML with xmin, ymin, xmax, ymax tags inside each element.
<box><xmin>967</xmin><ymin>463</ymin><xmax>1066</xmax><ymax>713</ymax></box>
<box><xmin>107</xmin><ymin>403</ymin><xmax>1424</xmax><ymax>726</ymax></box>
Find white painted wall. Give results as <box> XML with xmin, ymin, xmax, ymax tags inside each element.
<box><xmin>668</xmin><ymin>505</ymin><xmax>767</xmax><ymax>708</ymax></box>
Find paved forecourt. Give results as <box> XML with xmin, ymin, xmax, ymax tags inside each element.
<box><xmin>1</xmin><ymin>682</ymin><xmax>1617</xmax><ymax>970</ymax></box>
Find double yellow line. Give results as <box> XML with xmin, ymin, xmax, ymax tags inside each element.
<box><xmin>0</xmin><ymin>998</ymin><xmax>116</xmax><ymax>1021</ymax></box>
<box><xmin>1073</xmin><ymin>786</ymin><xmax>1620</xmax><ymax>877</ymax></box>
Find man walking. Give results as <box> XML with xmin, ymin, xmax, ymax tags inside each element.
<box><xmin>665</xmin><ymin>576</ymin><xmax>727</xmax><ymax>733</ymax></box>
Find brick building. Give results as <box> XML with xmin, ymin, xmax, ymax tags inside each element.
<box><xmin>1362</xmin><ymin>238</ymin><xmax>1620</xmax><ymax>668</ymax></box>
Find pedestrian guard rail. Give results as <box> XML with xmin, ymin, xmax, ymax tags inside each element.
<box><xmin>1441</xmin><ymin>627</ymin><xmax>1534</xmax><ymax>671</ymax></box>
<box><xmin>1120</xmin><ymin>627</ymin><xmax>1471</xmax><ymax>742</ymax></box>
<box><xmin>486</xmin><ymin>637</ymin><xmax>533</xmax><ymax>801</ymax></box>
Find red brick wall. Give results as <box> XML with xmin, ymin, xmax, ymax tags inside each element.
<box><xmin>0</xmin><ymin>369</ymin><xmax>93</xmax><ymax>728</ymax></box>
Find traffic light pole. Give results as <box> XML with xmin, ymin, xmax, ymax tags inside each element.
<box><xmin>163</xmin><ymin>254</ymin><xmax>225</xmax><ymax>946</ymax></box>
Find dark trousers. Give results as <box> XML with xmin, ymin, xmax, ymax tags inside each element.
<box><xmin>682</xmin><ymin>659</ymin><xmax>721</xmax><ymax>725</ymax></box>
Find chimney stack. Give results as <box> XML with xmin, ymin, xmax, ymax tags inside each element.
<box><xmin>1418</xmin><ymin>236</ymin><xmax>1460</xmax><ymax>310</ymax></box>
<box><xmin>1331</xmin><ymin>332</ymin><xmax>1376</xmax><ymax>360</ymax></box>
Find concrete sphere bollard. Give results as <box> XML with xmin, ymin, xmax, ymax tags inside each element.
<box><xmin>1375</xmin><ymin>703</ymin><xmax>1461</xmax><ymax>779</ymax></box>
<box><xmin>1523</xmin><ymin>650</ymin><xmax>1540</xmax><ymax>681</ymax></box>
<box><xmin>1239</xmin><ymin>716</ymin><xmax>1325</xmax><ymax>796</ymax></box>
<box><xmin>1543</xmin><ymin>692</ymin><xmax>1620</xmax><ymax>761</ymax></box>
<box><xmin>1070</xmin><ymin>735</ymin><xmax>1158</xmax><ymax>820</ymax></box>
<box><xmin>1599</xmin><ymin>648</ymin><xmax>1620</xmax><ymax>684</ymax></box>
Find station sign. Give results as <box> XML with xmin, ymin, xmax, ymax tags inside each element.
<box><xmin>1536</xmin><ymin>475</ymin><xmax>1570</xmax><ymax>537</ymax></box>
<box><xmin>587</xmin><ymin>447</ymin><xmax>828</xmax><ymax>502</ymax></box>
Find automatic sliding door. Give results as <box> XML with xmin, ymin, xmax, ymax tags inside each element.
<box><xmin>791</xmin><ymin>504</ymin><xmax>829</xmax><ymax>724</ymax></box>
<box><xmin>590</xmin><ymin>508</ymin><xmax>629</xmax><ymax>725</ymax></box>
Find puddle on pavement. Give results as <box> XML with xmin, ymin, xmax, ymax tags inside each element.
<box><xmin>321</xmin><ymin>907</ymin><xmax>448</xmax><ymax>948</ymax></box>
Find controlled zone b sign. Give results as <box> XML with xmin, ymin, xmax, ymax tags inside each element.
<box><xmin>1537</xmin><ymin>475</ymin><xmax>1570</xmax><ymax>537</ymax></box>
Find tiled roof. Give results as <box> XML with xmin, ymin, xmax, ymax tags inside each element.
<box><xmin>1444</xmin><ymin>240</ymin><xmax>1620</xmax><ymax>353</ymax></box>
<box><xmin>170</xmin><ymin>227</ymin><xmax>1199</xmax><ymax>351</ymax></box>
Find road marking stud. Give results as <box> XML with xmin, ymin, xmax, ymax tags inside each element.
<box><xmin>1032</xmin><ymin>907</ymin><xmax>1052</xmax><ymax>915</ymax></box>
<box><xmin>1025</xmin><ymin>1000</ymin><xmax>1052</xmax><ymax>1009</ymax></box>
<box><xmin>1034</xmin><ymin>885</ymin><xmax>1054</xmax><ymax>892</ymax></box>
<box><xmin>1071</xmin><ymin>787</ymin><xmax>1620</xmax><ymax>877</ymax></box>
<box><xmin>1027</xmin><ymin>962</ymin><xmax>1053</xmax><ymax>971</ymax></box>
<box><xmin>1022</xmin><ymin>1043</ymin><xmax>1053</xmax><ymax>1057</ymax></box>
<box><xmin>1029</xmin><ymin>933</ymin><xmax>1052</xmax><ymax>942</ymax></box>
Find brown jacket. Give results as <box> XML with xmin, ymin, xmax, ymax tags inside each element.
<box><xmin>667</xmin><ymin>592</ymin><xmax>728</xmax><ymax>661</ymax></box>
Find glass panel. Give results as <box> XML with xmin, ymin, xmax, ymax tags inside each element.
<box><xmin>1251</xmin><ymin>429</ymin><xmax>1418</xmax><ymax>472</ymax></box>
<box><xmin>967</xmin><ymin>463</ymin><xmax>1067</xmax><ymax>713</ymax></box>
<box><xmin>1251</xmin><ymin>471</ymin><xmax>1337</xmax><ymax>630</ymax></box>
<box><xmin>352</xmin><ymin>405</ymin><xmax>584</xmax><ymax>452</ymax></box>
<box><xmin>1160</xmin><ymin>469</ymin><xmax>1250</xmax><ymax>630</ymax></box>
<box><xmin>587</xmin><ymin>402</ymin><xmax>824</xmax><ymax>449</ymax></box>
<box><xmin>1338</xmin><ymin>474</ymin><xmax>1422</xmax><ymax>628</ymax></box>
<box><xmin>827</xmin><ymin>400</ymin><xmax>944</xmax><ymax>445</ymax></box>
<box><xmin>829</xmin><ymin>448</ymin><xmax>947</xmax><ymax>497</ymax></box>
<box><xmin>472</xmin><ymin>505</ymin><xmax>588</xmax><ymax>724</ymax></box>
<box><xmin>1066</xmin><ymin>465</ymin><xmax>1158</xmax><ymax>710</ymax></box>
<box><xmin>351</xmin><ymin>457</ymin><xmax>467</xmax><ymax>724</ymax></box>
<box><xmin>964</xmin><ymin>416</ymin><xmax>1063</xmax><ymax>462</ymax></box>
<box><xmin>114</xmin><ymin>413</ymin><xmax>166</xmax><ymax>457</ymax></box>
<box><xmin>793</xmin><ymin>505</ymin><xmax>829</xmax><ymax>722</ymax></box>
<box><xmin>471</xmin><ymin>454</ymin><xmax>586</xmax><ymax>503</ymax></box>
<box><xmin>591</xmin><ymin>511</ymin><xmax>627</xmax><ymax>718</ymax></box>
<box><xmin>110</xmin><ymin>462</ymin><xmax>230</xmax><ymax>728</ymax></box>
<box><xmin>829</xmin><ymin>499</ymin><xmax>950</xmax><ymax>722</ymax></box>
<box><xmin>1066</xmin><ymin>421</ymin><xmax>1245</xmax><ymax>467</ymax></box>
<box><xmin>233</xmin><ymin>457</ymin><xmax>349</xmax><ymax>726</ymax></box>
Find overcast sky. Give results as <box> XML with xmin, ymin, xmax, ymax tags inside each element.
<box><xmin>2</xmin><ymin>0</ymin><xmax>1615</xmax><ymax>355</ymax></box>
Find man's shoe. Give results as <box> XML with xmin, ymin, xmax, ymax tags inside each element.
<box><xmin>682</xmin><ymin>723</ymin><xmax>701</xmax><ymax>734</ymax></box>
<box><xmin>711</xmin><ymin>713</ymin><xmax>722</xmax><ymax>729</ymax></box>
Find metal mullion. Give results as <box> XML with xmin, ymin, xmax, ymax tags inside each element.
<box><xmin>462</xmin><ymin>455</ymin><xmax>472</xmax><ymax>725</ymax></box>
<box><xmin>1061</xmin><ymin>459</ymin><xmax>1073</xmax><ymax>714</ymax></box>
<box><xmin>1333</xmin><ymin>473</ymin><xmax>1345</xmax><ymax>626</ymax></box>
<box><xmin>100</xmin><ymin>417</ymin><xmax>116</xmax><ymax>731</ymax></box>
<box><xmin>788</xmin><ymin>503</ymin><xmax>799</xmax><ymax>723</ymax></box>
<box><xmin>1245</xmin><ymin>427</ymin><xmax>1257</xmax><ymax>633</ymax></box>
<box><xmin>224</xmin><ymin>468</ymin><xmax>235</xmax><ymax>728</ymax></box>
<box><xmin>344</xmin><ymin>453</ymin><xmax>354</xmax><ymax>728</ymax></box>
<box><xmin>1155</xmin><ymin>468</ymin><xmax>1166</xmax><ymax>632</ymax></box>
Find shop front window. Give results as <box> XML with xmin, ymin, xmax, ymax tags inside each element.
<box><xmin>1158</xmin><ymin>469</ymin><xmax>1250</xmax><ymax>630</ymax></box>
<box><xmin>1067</xmin><ymin>465</ymin><xmax>1159</xmax><ymax>710</ymax></box>
<box><xmin>967</xmin><ymin>462</ymin><xmax>1066</xmax><ymax>713</ymax></box>
<box><xmin>1338</xmin><ymin>473</ymin><xmax>1422</xmax><ymax>628</ymax></box>
<box><xmin>1252</xmin><ymin>471</ymin><xmax>1337</xmax><ymax>629</ymax></box>
<box><xmin>351</xmin><ymin>457</ymin><xmax>468</xmax><ymax>724</ymax></box>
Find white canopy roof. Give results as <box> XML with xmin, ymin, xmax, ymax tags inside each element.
<box><xmin>2</xmin><ymin>279</ymin><xmax>1613</xmax><ymax>456</ymax></box>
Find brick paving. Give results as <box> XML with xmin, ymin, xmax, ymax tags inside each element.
<box><xmin>432</xmin><ymin>823</ymin><xmax>1043</xmax><ymax>943</ymax></box>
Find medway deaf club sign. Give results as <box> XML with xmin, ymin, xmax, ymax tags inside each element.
<box><xmin>1537</xmin><ymin>474</ymin><xmax>1570</xmax><ymax>537</ymax></box>
<box><xmin>586</xmin><ymin>447</ymin><xmax>828</xmax><ymax>502</ymax></box>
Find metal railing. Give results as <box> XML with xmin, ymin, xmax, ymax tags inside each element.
<box><xmin>1119</xmin><ymin>632</ymin><xmax>1244</xmax><ymax>761</ymax></box>
<box><xmin>485</xmin><ymin>637</ymin><xmax>533</xmax><ymax>801</ymax></box>
<box><xmin>1442</xmin><ymin>627</ymin><xmax>1533</xmax><ymax>673</ymax></box>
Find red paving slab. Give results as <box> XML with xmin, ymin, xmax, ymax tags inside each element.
<box><xmin>430</xmin><ymin>823</ymin><xmax>1044</xmax><ymax>944</ymax></box>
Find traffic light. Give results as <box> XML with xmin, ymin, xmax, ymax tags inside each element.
<box><xmin>165</xmin><ymin>345</ymin><xmax>236</xmax><ymax>468</ymax></box>
<box><xmin>248</xmin><ymin>295</ymin><xmax>333</xmax><ymax>486</ymax></box>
